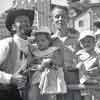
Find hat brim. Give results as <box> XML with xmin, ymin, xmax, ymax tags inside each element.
<box><xmin>79</xmin><ymin>35</ymin><xmax>95</xmax><ymax>41</ymax></box>
<box><xmin>5</xmin><ymin>9</ymin><xmax>35</xmax><ymax>32</ymax></box>
<box><xmin>34</xmin><ymin>32</ymin><xmax>50</xmax><ymax>37</ymax></box>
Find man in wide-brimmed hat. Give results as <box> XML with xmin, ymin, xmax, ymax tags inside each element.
<box><xmin>0</xmin><ymin>8</ymin><xmax>34</xmax><ymax>100</ymax></box>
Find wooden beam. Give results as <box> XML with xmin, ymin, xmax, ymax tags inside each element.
<box><xmin>67</xmin><ymin>84</ymin><xmax>100</xmax><ymax>90</ymax></box>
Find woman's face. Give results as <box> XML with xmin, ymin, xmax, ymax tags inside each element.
<box><xmin>13</xmin><ymin>15</ymin><xmax>31</xmax><ymax>38</ymax></box>
<box><xmin>52</xmin><ymin>7</ymin><xmax>68</xmax><ymax>30</ymax></box>
<box><xmin>80</xmin><ymin>36</ymin><xmax>95</xmax><ymax>51</ymax></box>
<box><xmin>36</xmin><ymin>34</ymin><xmax>50</xmax><ymax>50</ymax></box>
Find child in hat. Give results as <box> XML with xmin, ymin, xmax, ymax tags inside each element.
<box><xmin>76</xmin><ymin>30</ymin><xmax>100</xmax><ymax>84</ymax></box>
<box><xmin>28</xmin><ymin>26</ymin><xmax>67</xmax><ymax>100</ymax></box>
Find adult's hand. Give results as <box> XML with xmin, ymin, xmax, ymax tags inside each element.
<box><xmin>11</xmin><ymin>74</ymin><xmax>27</xmax><ymax>88</ymax></box>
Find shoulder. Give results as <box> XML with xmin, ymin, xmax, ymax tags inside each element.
<box><xmin>0</xmin><ymin>37</ymin><xmax>13</xmax><ymax>49</ymax></box>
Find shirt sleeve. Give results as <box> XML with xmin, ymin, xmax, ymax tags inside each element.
<box><xmin>0</xmin><ymin>71</ymin><xmax>12</xmax><ymax>84</ymax></box>
<box><xmin>0</xmin><ymin>38</ymin><xmax>13</xmax><ymax>84</ymax></box>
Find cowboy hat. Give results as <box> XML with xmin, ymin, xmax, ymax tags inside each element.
<box><xmin>5</xmin><ymin>8</ymin><xmax>35</xmax><ymax>32</ymax></box>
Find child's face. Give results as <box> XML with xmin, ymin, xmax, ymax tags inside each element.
<box><xmin>80</xmin><ymin>36</ymin><xmax>95</xmax><ymax>51</ymax></box>
<box><xmin>36</xmin><ymin>34</ymin><xmax>50</xmax><ymax>50</ymax></box>
<box><xmin>52</xmin><ymin>7</ymin><xmax>68</xmax><ymax>30</ymax></box>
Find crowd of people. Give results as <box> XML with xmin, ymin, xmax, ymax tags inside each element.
<box><xmin>0</xmin><ymin>2</ymin><xmax>100</xmax><ymax>100</ymax></box>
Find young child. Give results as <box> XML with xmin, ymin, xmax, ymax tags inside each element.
<box><xmin>28</xmin><ymin>27</ymin><xmax>67</xmax><ymax>100</ymax></box>
<box><xmin>76</xmin><ymin>30</ymin><xmax>100</xmax><ymax>84</ymax></box>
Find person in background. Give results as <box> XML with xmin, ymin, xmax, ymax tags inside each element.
<box><xmin>51</xmin><ymin>3</ymin><xmax>82</xmax><ymax>100</ymax></box>
<box><xmin>0</xmin><ymin>8</ymin><xmax>34</xmax><ymax>100</ymax></box>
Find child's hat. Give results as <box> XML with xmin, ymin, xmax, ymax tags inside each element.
<box><xmin>34</xmin><ymin>26</ymin><xmax>51</xmax><ymax>36</ymax></box>
<box><xmin>79</xmin><ymin>30</ymin><xmax>95</xmax><ymax>41</ymax></box>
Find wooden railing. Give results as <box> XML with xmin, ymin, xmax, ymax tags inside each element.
<box><xmin>67</xmin><ymin>84</ymin><xmax>100</xmax><ymax>100</ymax></box>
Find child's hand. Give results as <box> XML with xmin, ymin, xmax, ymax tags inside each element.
<box><xmin>41</xmin><ymin>59</ymin><xmax>52</xmax><ymax>68</ymax></box>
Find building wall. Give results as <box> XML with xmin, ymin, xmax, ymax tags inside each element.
<box><xmin>36</xmin><ymin>0</ymin><xmax>50</xmax><ymax>27</ymax></box>
<box><xmin>1</xmin><ymin>0</ymin><xmax>100</xmax><ymax>38</ymax></box>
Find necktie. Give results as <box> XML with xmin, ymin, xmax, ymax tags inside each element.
<box><xmin>20</xmin><ymin>50</ymin><xmax>27</xmax><ymax>60</ymax></box>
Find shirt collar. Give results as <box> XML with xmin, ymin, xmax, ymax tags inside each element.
<box><xmin>13</xmin><ymin>34</ymin><xmax>29</xmax><ymax>53</ymax></box>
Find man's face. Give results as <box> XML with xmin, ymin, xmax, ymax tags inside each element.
<box><xmin>52</xmin><ymin>7</ymin><xmax>68</xmax><ymax>30</ymax></box>
<box><xmin>14</xmin><ymin>15</ymin><xmax>31</xmax><ymax>37</ymax></box>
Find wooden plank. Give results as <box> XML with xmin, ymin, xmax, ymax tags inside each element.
<box><xmin>67</xmin><ymin>84</ymin><xmax>100</xmax><ymax>90</ymax></box>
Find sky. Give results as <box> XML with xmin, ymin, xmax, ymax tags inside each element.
<box><xmin>0</xmin><ymin>0</ymin><xmax>13</xmax><ymax>14</ymax></box>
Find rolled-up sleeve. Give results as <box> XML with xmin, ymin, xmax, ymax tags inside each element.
<box><xmin>0</xmin><ymin>39</ymin><xmax>12</xmax><ymax>84</ymax></box>
<box><xmin>0</xmin><ymin>71</ymin><xmax>12</xmax><ymax>84</ymax></box>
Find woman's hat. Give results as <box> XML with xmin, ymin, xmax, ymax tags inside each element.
<box><xmin>5</xmin><ymin>8</ymin><xmax>35</xmax><ymax>32</ymax></box>
<box><xmin>79</xmin><ymin>30</ymin><xmax>95</xmax><ymax>41</ymax></box>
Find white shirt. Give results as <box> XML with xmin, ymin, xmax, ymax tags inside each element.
<box><xmin>0</xmin><ymin>34</ymin><xmax>29</xmax><ymax>84</ymax></box>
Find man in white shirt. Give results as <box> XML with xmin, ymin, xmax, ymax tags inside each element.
<box><xmin>0</xmin><ymin>8</ymin><xmax>34</xmax><ymax>100</ymax></box>
<box><xmin>51</xmin><ymin>3</ymin><xmax>82</xmax><ymax>100</ymax></box>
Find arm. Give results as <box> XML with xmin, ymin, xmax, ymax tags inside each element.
<box><xmin>0</xmin><ymin>39</ymin><xmax>12</xmax><ymax>84</ymax></box>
